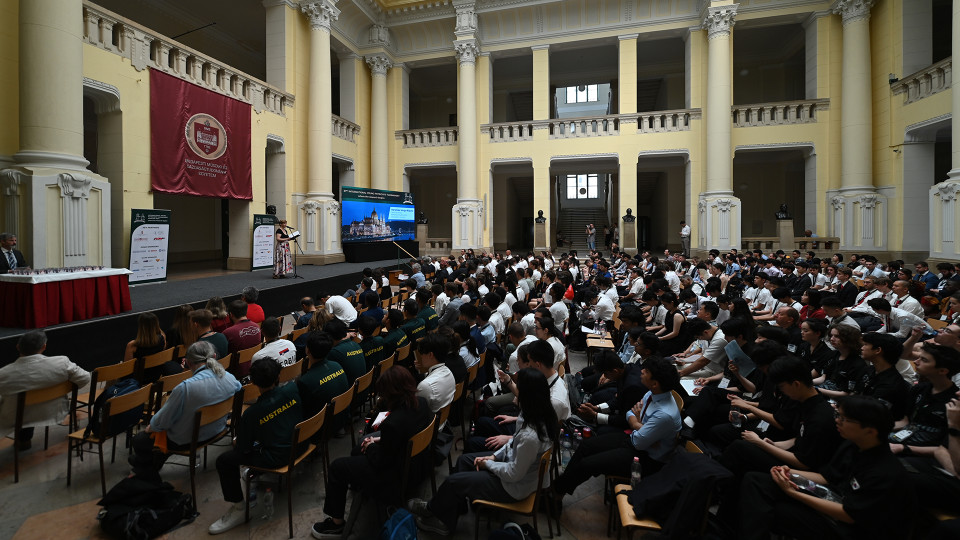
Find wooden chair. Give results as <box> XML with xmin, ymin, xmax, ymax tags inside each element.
<box><xmin>148</xmin><ymin>369</ymin><xmax>192</xmax><ymax>415</ymax></box>
<box><xmin>135</xmin><ymin>347</ymin><xmax>176</xmax><ymax>383</ymax></box>
<box><xmin>354</xmin><ymin>366</ymin><xmax>376</xmax><ymax>414</ymax></box>
<box><xmin>243</xmin><ymin>404</ymin><xmax>328</xmax><ymax>538</ymax></box>
<box><xmin>472</xmin><ymin>449</ymin><xmax>554</xmax><ymax>540</ymax></box>
<box><xmin>394</xmin><ymin>342</ymin><xmax>412</xmax><ymax>365</ymax></box>
<box><xmin>322</xmin><ymin>386</ymin><xmax>355</xmax><ymax>475</ymax></box>
<box><xmin>290</xmin><ymin>327</ymin><xmax>309</xmax><ymax>342</ymax></box>
<box><xmin>432</xmin><ymin>402</ymin><xmax>454</xmax><ymax>491</ymax></box>
<box><xmin>671</xmin><ymin>390</ymin><xmax>684</xmax><ymax>412</ymax></box>
<box><xmin>381</xmin><ymin>297</ymin><xmax>392</xmax><ymax>309</ymax></box>
<box><xmin>232</xmin><ymin>344</ymin><xmax>261</xmax><ymax>376</ymax></box>
<box><xmin>14</xmin><ymin>381</ymin><xmax>78</xmax><ymax>483</ymax></box>
<box><xmin>278</xmin><ymin>359</ymin><xmax>303</xmax><ymax>385</ymax></box>
<box><xmin>928</xmin><ymin>318</ymin><xmax>948</xmax><ymax>330</ymax></box>
<box><xmin>81</xmin><ymin>359</ymin><xmax>136</xmax><ymax>419</ymax></box>
<box><xmin>67</xmin><ymin>383</ymin><xmax>151</xmax><ymax>495</ymax></box>
<box><xmin>167</xmin><ymin>394</ymin><xmax>236</xmax><ymax>507</ymax></box>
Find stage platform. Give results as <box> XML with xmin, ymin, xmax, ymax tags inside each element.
<box><xmin>0</xmin><ymin>258</ymin><xmax>407</xmax><ymax>371</ymax></box>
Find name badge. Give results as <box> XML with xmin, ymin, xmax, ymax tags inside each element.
<box><xmin>757</xmin><ymin>420</ymin><xmax>770</xmax><ymax>432</ymax></box>
<box><xmin>718</xmin><ymin>377</ymin><xmax>731</xmax><ymax>389</ymax></box>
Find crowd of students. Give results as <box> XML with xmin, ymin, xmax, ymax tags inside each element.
<box><xmin>8</xmin><ymin>245</ymin><xmax>960</xmax><ymax>539</ymax></box>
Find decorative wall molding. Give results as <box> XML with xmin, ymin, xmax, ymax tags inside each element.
<box><xmin>702</xmin><ymin>4</ymin><xmax>738</xmax><ymax>39</ymax></box>
<box><xmin>365</xmin><ymin>53</ymin><xmax>393</xmax><ymax>76</ymax></box>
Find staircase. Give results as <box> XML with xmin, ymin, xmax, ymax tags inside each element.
<box><xmin>558</xmin><ymin>207</ymin><xmax>610</xmax><ymax>254</ymax></box>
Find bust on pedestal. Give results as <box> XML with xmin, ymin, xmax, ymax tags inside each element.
<box><xmin>621</xmin><ymin>208</ymin><xmax>638</xmax><ymax>255</ymax></box>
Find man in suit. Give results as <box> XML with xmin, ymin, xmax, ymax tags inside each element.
<box><xmin>834</xmin><ymin>267</ymin><xmax>859</xmax><ymax>308</ymax></box>
<box><xmin>0</xmin><ymin>233</ymin><xmax>26</xmax><ymax>274</ymax></box>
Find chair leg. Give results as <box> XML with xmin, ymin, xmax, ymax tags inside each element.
<box><xmin>98</xmin><ymin>443</ymin><xmax>107</xmax><ymax>496</ymax></box>
<box><xmin>244</xmin><ymin>474</ymin><xmax>251</xmax><ymax>524</ymax></box>
<box><xmin>474</xmin><ymin>506</ymin><xmax>481</xmax><ymax>540</ymax></box>
<box><xmin>111</xmin><ymin>436</ymin><xmax>117</xmax><ymax>463</ymax></box>
<box><xmin>66</xmin><ymin>439</ymin><xmax>73</xmax><ymax>486</ymax></box>
<box><xmin>287</xmin><ymin>472</ymin><xmax>294</xmax><ymax>539</ymax></box>
<box><xmin>190</xmin><ymin>454</ymin><xmax>198</xmax><ymax>509</ymax></box>
<box><xmin>44</xmin><ymin>426</ymin><xmax>49</xmax><ymax>450</ymax></box>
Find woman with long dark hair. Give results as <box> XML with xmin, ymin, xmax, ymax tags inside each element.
<box><xmin>450</xmin><ymin>320</ymin><xmax>480</xmax><ymax>368</ymax></box>
<box><xmin>311</xmin><ymin>366</ymin><xmax>433</xmax><ymax>536</ymax></box>
<box><xmin>165</xmin><ymin>304</ymin><xmax>197</xmax><ymax>350</ymax></box>
<box><xmin>655</xmin><ymin>292</ymin><xmax>691</xmax><ymax>356</ymax></box>
<box><xmin>798</xmin><ymin>318</ymin><xmax>832</xmax><ymax>378</ymax></box>
<box><xmin>815</xmin><ymin>324</ymin><xmax>864</xmax><ymax>399</ymax></box>
<box><xmin>123</xmin><ymin>312</ymin><xmax>166</xmax><ymax>362</ymax></box>
<box><xmin>799</xmin><ymin>288</ymin><xmax>825</xmax><ymax>321</ymax></box>
<box><xmin>407</xmin><ymin>368</ymin><xmax>558</xmax><ymax>535</ymax></box>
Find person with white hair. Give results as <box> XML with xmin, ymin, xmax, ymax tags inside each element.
<box><xmin>411</xmin><ymin>262</ymin><xmax>426</xmax><ymax>289</ymax></box>
<box><xmin>129</xmin><ymin>341</ymin><xmax>242</xmax><ymax>477</ymax></box>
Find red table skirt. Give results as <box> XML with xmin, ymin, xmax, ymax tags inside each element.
<box><xmin>0</xmin><ymin>274</ymin><xmax>132</xmax><ymax>328</ymax></box>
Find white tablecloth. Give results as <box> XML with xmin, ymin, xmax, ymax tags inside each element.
<box><xmin>0</xmin><ymin>268</ymin><xmax>132</xmax><ymax>285</ymax></box>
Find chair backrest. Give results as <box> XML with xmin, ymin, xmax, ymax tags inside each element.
<box><xmin>379</xmin><ymin>354</ymin><xmax>395</xmax><ymax>373</ymax></box>
<box><xmin>217</xmin><ymin>354</ymin><xmax>232</xmax><ymax>371</ymax></box>
<box><xmin>671</xmin><ymin>390</ymin><xmax>684</xmax><ymax>412</ymax></box>
<box><xmin>452</xmin><ymin>380</ymin><xmax>465</xmax><ymax>402</ymax></box>
<box><xmin>381</xmin><ymin>297</ymin><xmax>391</xmax><ymax>309</ymax></box>
<box><xmin>355</xmin><ymin>367</ymin><xmax>375</xmax><ymax>395</ymax></box>
<box><xmin>684</xmin><ymin>439</ymin><xmax>704</xmax><ymax>454</ymax></box>
<box><xmin>139</xmin><ymin>347</ymin><xmax>175</xmax><ymax>371</ymax></box>
<box><xmin>401</xmin><ymin>416</ymin><xmax>436</xmax><ymax>496</ymax></box>
<box><xmin>193</xmin><ymin>394</ymin><xmax>236</xmax><ymax>434</ymax></box>
<box><xmin>87</xmin><ymin>360</ymin><xmax>137</xmax><ymax>412</ymax></box>
<box><xmin>533</xmin><ymin>448</ymin><xmax>553</xmax><ymax>493</ymax></box>
<box><xmin>150</xmin><ymin>369</ymin><xmax>192</xmax><ymax>414</ymax></box>
<box><xmin>436</xmin><ymin>402</ymin><xmax>452</xmax><ymax>428</ymax></box>
<box><xmin>928</xmin><ymin>318</ymin><xmax>948</xmax><ymax>330</ymax></box>
<box><xmin>331</xmin><ymin>385</ymin><xmax>354</xmax><ymax>416</ymax></box>
<box><xmin>98</xmin><ymin>384</ymin><xmax>152</xmax><ymax>436</ymax></box>
<box><xmin>466</xmin><ymin>363</ymin><xmax>480</xmax><ymax>385</ymax></box>
<box><xmin>296</xmin><ymin>403</ymin><xmax>328</xmax><ymax>445</ymax></box>
<box><xmin>234</xmin><ymin>344</ymin><xmax>261</xmax><ymax>373</ymax></box>
<box><xmin>291</xmin><ymin>327</ymin><xmax>309</xmax><ymax>341</ymax></box>
<box><xmin>279</xmin><ymin>360</ymin><xmax>303</xmax><ymax>384</ymax></box>
<box><xmin>395</xmin><ymin>343</ymin><xmax>412</xmax><ymax>363</ymax></box>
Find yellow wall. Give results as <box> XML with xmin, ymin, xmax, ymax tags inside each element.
<box><xmin>0</xmin><ymin>0</ymin><xmax>18</xmax><ymax>157</ymax></box>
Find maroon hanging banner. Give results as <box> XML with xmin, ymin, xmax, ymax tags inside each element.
<box><xmin>150</xmin><ymin>69</ymin><xmax>252</xmax><ymax>199</ymax></box>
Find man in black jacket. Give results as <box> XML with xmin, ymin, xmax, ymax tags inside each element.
<box><xmin>577</xmin><ymin>352</ymin><xmax>648</xmax><ymax>435</ymax></box>
<box><xmin>0</xmin><ymin>232</ymin><xmax>26</xmax><ymax>273</ymax></box>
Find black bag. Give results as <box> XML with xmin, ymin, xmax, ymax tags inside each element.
<box><xmin>87</xmin><ymin>377</ymin><xmax>143</xmax><ymax>437</ymax></box>
<box><xmin>488</xmin><ymin>522</ymin><xmax>541</xmax><ymax>540</ymax></box>
<box><xmin>97</xmin><ymin>475</ymin><xmax>196</xmax><ymax>540</ymax></box>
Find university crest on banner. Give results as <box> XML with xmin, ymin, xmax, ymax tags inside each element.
<box><xmin>150</xmin><ymin>69</ymin><xmax>252</xmax><ymax>199</ymax></box>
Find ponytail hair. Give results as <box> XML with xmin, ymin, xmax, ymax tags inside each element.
<box><xmin>185</xmin><ymin>341</ymin><xmax>225</xmax><ymax>377</ymax></box>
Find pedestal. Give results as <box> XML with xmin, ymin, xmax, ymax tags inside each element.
<box><xmin>697</xmin><ymin>193</ymin><xmax>741</xmax><ymax>251</ymax></box>
<box><xmin>296</xmin><ymin>197</ymin><xmax>345</xmax><ymax>264</ymax></box>
<box><xmin>534</xmin><ymin>220</ymin><xmax>548</xmax><ymax>252</ymax></box>
<box><xmin>621</xmin><ymin>219</ymin><xmax>637</xmax><ymax>255</ymax></box>
<box><xmin>0</xmin><ymin>167</ymin><xmax>112</xmax><ymax>269</ymax></box>
<box><xmin>451</xmin><ymin>199</ymin><xmax>483</xmax><ymax>251</ymax></box>
<box><xmin>416</xmin><ymin>223</ymin><xmax>429</xmax><ymax>254</ymax></box>
<box><xmin>776</xmin><ymin>219</ymin><xmax>794</xmax><ymax>250</ymax></box>
<box><xmin>825</xmin><ymin>188</ymin><xmax>886</xmax><ymax>252</ymax></box>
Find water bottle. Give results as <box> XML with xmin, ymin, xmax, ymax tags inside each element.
<box><xmin>573</xmin><ymin>430</ymin><xmax>583</xmax><ymax>453</ymax></box>
<box><xmin>730</xmin><ymin>406</ymin><xmax>743</xmax><ymax>429</ymax></box>
<box><xmin>243</xmin><ymin>467</ymin><xmax>258</xmax><ymax>507</ymax></box>
<box><xmin>262</xmin><ymin>488</ymin><xmax>275</xmax><ymax>519</ymax></box>
<box><xmin>560</xmin><ymin>432</ymin><xmax>573</xmax><ymax>469</ymax></box>
<box><xmin>630</xmin><ymin>457</ymin><xmax>642</xmax><ymax>490</ymax></box>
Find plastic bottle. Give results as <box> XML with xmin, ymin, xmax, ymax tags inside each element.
<box><xmin>243</xmin><ymin>468</ymin><xmax>258</xmax><ymax>507</ymax></box>
<box><xmin>630</xmin><ymin>457</ymin><xmax>642</xmax><ymax>490</ymax></box>
<box><xmin>560</xmin><ymin>432</ymin><xmax>573</xmax><ymax>468</ymax></box>
<box><xmin>262</xmin><ymin>488</ymin><xmax>274</xmax><ymax>519</ymax></box>
<box><xmin>573</xmin><ymin>430</ymin><xmax>583</xmax><ymax>452</ymax></box>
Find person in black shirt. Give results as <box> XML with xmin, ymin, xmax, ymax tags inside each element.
<box><xmin>817</xmin><ymin>325</ymin><xmax>865</xmax><ymax>399</ymax></box>
<box><xmin>739</xmin><ymin>395</ymin><xmax>912</xmax><ymax>540</ymax></box>
<box><xmin>798</xmin><ymin>318</ymin><xmax>833</xmax><ymax>377</ymax></box>
<box><xmin>718</xmin><ymin>356</ymin><xmax>843</xmax><ymax>527</ymax></box>
<box><xmin>210</xmin><ymin>358</ymin><xmax>303</xmax><ymax>535</ymax></box>
<box><xmin>891</xmin><ymin>343</ymin><xmax>960</xmax><ymax>451</ymax></box>
<box><xmin>857</xmin><ymin>333</ymin><xmax>909</xmax><ymax>420</ymax></box>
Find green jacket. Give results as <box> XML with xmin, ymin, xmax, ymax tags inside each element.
<box><xmin>238</xmin><ymin>382</ymin><xmax>303</xmax><ymax>467</ymax></box>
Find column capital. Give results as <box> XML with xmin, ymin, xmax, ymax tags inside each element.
<box><xmin>455</xmin><ymin>39</ymin><xmax>480</xmax><ymax>65</ymax></box>
<box><xmin>365</xmin><ymin>54</ymin><xmax>392</xmax><ymax>76</ymax></box>
<box><xmin>300</xmin><ymin>0</ymin><xmax>340</xmax><ymax>31</ymax></box>
<box><xmin>702</xmin><ymin>4</ymin><xmax>738</xmax><ymax>39</ymax></box>
<box><xmin>832</xmin><ymin>0</ymin><xmax>874</xmax><ymax>25</ymax></box>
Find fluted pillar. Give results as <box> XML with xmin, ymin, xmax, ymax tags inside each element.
<box><xmin>17</xmin><ymin>0</ymin><xmax>87</xmax><ymax>170</ymax></box>
<box><xmin>366</xmin><ymin>54</ymin><xmax>391</xmax><ymax>190</ymax></box>
<box><xmin>698</xmin><ymin>3</ymin><xmax>741</xmax><ymax>251</ymax></box>
<box><xmin>930</xmin><ymin>0</ymin><xmax>960</xmax><ymax>258</ymax></box>
<box><xmin>451</xmin><ymin>39</ymin><xmax>482</xmax><ymax>250</ymax></box>
<box><xmin>828</xmin><ymin>0</ymin><xmax>885</xmax><ymax>251</ymax></box>
<box><xmin>299</xmin><ymin>0</ymin><xmax>344</xmax><ymax>262</ymax></box>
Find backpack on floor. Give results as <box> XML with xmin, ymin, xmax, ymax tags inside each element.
<box><xmin>86</xmin><ymin>377</ymin><xmax>143</xmax><ymax>437</ymax></box>
<box><xmin>381</xmin><ymin>508</ymin><xmax>417</xmax><ymax>540</ymax></box>
<box><xmin>97</xmin><ymin>475</ymin><xmax>196</xmax><ymax>540</ymax></box>
<box><xmin>488</xmin><ymin>522</ymin><xmax>541</xmax><ymax>540</ymax></box>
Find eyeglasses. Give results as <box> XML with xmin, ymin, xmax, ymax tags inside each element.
<box><xmin>834</xmin><ymin>412</ymin><xmax>860</xmax><ymax>424</ymax></box>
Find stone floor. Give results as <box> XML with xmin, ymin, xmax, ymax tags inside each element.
<box><xmin>1</xmin><ymin>350</ymin><xmax>634</xmax><ymax>540</ymax></box>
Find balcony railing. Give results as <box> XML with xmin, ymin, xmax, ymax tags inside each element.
<box><xmin>626</xmin><ymin>109</ymin><xmax>700</xmax><ymax>133</ymax></box>
<box><xmin>82</xmin><ymin>2</ymin><xmax>293</xmax><ymax>116</ymax></box>
<box><xmin>396</xmin><ymin>128</ymin><xmax>459</xmax><ymax>148</ymax></box>
<box><xmin>548</xmin><ymin>116</ymin><xmax>620</xmax><ymax>139</ymax></box>
<box><xmin>731</xmin><ymin>99</ymin><xmax>829</xmax><ymax>127</ymax></box>
<box><xmin>332</xmin><ymin>115</ymin><xmax>360</xmax><ymax>142</ymax></box>
<box><xmin>482</xmin><ymin>122</ymin><xmax>535</xmax><ymax>142</ymax></box>
<box><xmin>891</xmin><ymin>57</ymin><xmax>952</xmax><ymax>105</ymax></box>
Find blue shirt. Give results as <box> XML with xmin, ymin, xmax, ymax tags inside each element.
<box><xmin>625</xmin><ymin>391</ymin><xmax>682</xmax><ymax>462</ymax></box>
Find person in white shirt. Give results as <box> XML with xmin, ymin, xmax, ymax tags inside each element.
<box><xmin>679</xmin><ymin>220</ymin><xmax>691</xmax><ymax>256</ymax></box>
<box><xmin>663</xmin><ymin>266</ymin><xmax>682</xmax><ymax>295</ymax></box>
<box><xmin>252</xmin><ymin>318</ymin><xmax>297</xmax><ymax>367</ymax></box>
<box><xmin>534</xmin><ymin>315</ymin><xmax>567</xmax><ymax>370</ymax></box>
<box><xmin>869</xmin><ymin>298</ymin><xmax>932</xmax><ymax>339</ymax></box>
<box><xmin>485</xmin><ymin>295</ymin><xmax>506</xmax><ymax>336</ymax></box>
<box><xmin>414</xmin><ymin>334</ymin><xmax>456</xmax><ymax>414</ymax></box>
<box><xmin>590</xmin><ymin>288</ymin><xmax>616</xmax><ymax>325</ymax></box>
<box><xmin>891</xmin><ymin>280</ymin><xmax>924</xmax><ymax>318</ymax></box>
<box><xmin>434</xmin><ymin>287</ymin><xmax>450</xmax><ymax>319</ymax></box>
<box><xmin>320</xmin><ymin>292</ymin><xmax>358</xmax><ymax>326</ymax></box>
<box><xmin>750</xmin><ymin>274</ymin><xmax>774</xmax><ymax>311</ymax></box>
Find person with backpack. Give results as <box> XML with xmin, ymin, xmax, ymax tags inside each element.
<box><xmin>209</xmin><ymin>358</ymin><xmax>303</xmax><ymax>534</ymax></box>
<box><xmin>129</xmin><ymin>341</ymin><xmax>241</xmax><ymax>477</ymax></box>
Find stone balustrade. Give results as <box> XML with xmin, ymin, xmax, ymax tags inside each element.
<box><xmin>626</xmin><ymin>109</ymin><xmax>700</xmax><ymax>133</ymax></box>
<box><xmin>548</xmin><ymin>116</ymin><xmax>619</xmax><ymax>139</ymax></box>
<box><xmin>396</xmin><ymin>127</ymin><xmax>459</xmax><ymax>148</ymax></box>
<box><xmin>482</xmin><ymin>122</ymin><xmax>535</xmax><ymax>142</ymax></box>
<box><xmin>891</xmin><ymin>57</ymin><xmax>952</xmax><ymax>105</ymax></box>
<box><xmin>82</xmin><ymin>2</ymin><xmax>293</xmax><ymax>116</ymax></box>
<box><xmin>731</xmin><ymin>99</ymin><xmax>829</xmax><ymax>127</ymax></box>
<box><xmin>332</xmin><ymin>115</ymin><xmax>360</xmax><ymax>142</ymax></box>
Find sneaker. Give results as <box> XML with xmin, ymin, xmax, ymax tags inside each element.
<box><xmin>208</xmin><ymin>502</ymin><xmax>247</xmax><ymax>535</ymax></box>
<box><xmin>311</xmin><ymin>518</ymin><xmax>345</xmax><ymax>538</ymax></box>
<box><xmin>415</xmin><ymin>515</ymin><xmax>450</xmax><ymax>536</ymax></box>
<box><xmin>407</xmin><ymin>498</ymin><xmax>432</xmax><ymax>517</ymax></box>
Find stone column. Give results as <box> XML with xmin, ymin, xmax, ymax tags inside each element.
<box><xmin>618</xmin><ymin>36</ymin><xmax>639</xmax><ymax>242</ymax></box>
<box><xmin>532</xmin><ymin>45</ymin><xmax>550</xmax><ymax>121</ymax></box>
<box><xmin>299</xmin><ymin>0</ymin><xmax>344</xmax><ymax>263</ymax></box>
<box><xmin>451</xmin><ymin>39</ymin><xmax>483</xmax><ymax>250</ymax></box>
<box><xmin>828</xmin><ymin>0</ymin><xmax>885</xmax><ymax>252</ymax></box>
<box><xmin>929</xmin><ymin>0</ymin><xmax>960</xmax><ymax>258</ymax></box>
<box><xmin>366</xmin><ymin>54</ymin><xmax>391</xmax><ymax>190</ymax></box>
<box><xmin>698</xmin><ymin>4</ymin><xmax>741</xmax><ymax>251</ymax></box>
